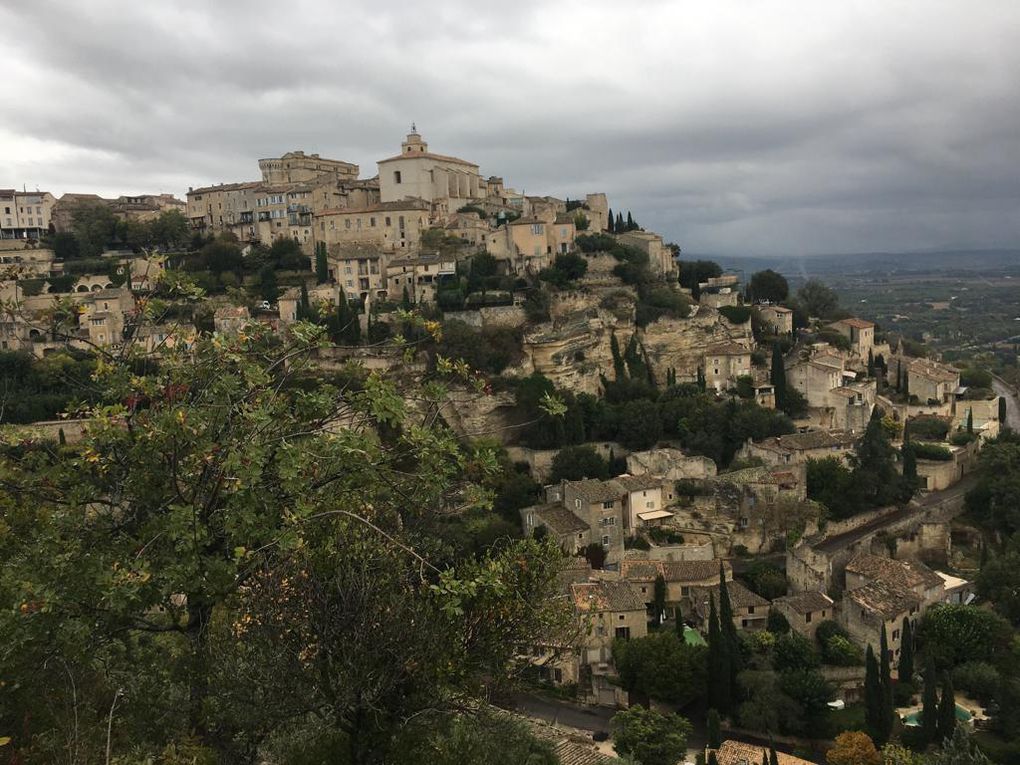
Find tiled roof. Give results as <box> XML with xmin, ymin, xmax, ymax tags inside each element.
<box><xmin>774</xmin><ymin>591</ymin><xmax>834</xmax><ymax>614</ymax></box>
<box><xmin>713</xmin><ymin>465</ymin><xmax>777</xmax><ymax>486</ymax></box>
<box><xmin>188</xmin><ymin>181</ymin><xmax>262</xmax><ymax>195</ymax></box>
<box><xmin>566</xmin><ymin>479</ymin><xmax>624</xmax><ymax>504</ymax></box>
<box><xmin>712</xmin><ymin>740</ymin><xmax>815</xmax><ymax>765</ymax></box>
<box><xmin>615</xmin><ymin>474</ymin><xmax>663</xmax><ymax>492</ymax></box>
<box><xmin>315</xmin><ymin>198</ymin><xmax>431</xmax><ymax>216</ymax></box>
<box><xmin>907</xmin><ymin>359</ymin><xmax>960</xmax><ymax>383</ymax></box>
<box><xmin>846</xmin><ymin>579</ymin><xmax>920</xmax><ymax>620</ymax></box>
<box><xmin>694</xmin><ymin>580</ymin><xmax>770</xmax><ymax>610</ymax></box>
<box><xmin>760</xmin><ymin>304</ymin><xmax>793</xmax><ymax>314</ymax></box>
<box><xmin>621</xmin><ymin>559</ymin><xmax>728</xmax><ymax>585</ymax></box>
<box><xmin>571</xmin><ymin>580</ymin><xmax>645</xmax><ymax>613</ymax></box>
<box><xmin>755</xmin><ymin>429</ymin><xmax>857</xmax><ymax>453</ymax></box>
<box><xmin>706</xmin><ymin>342</ymin><xmax>752</xmax><ymax>356</ymax></box>
<box><xmin>535</xmin><ymin>505</ymin><xmax>589</xmax><ymax>535</ymax></box>
<box><xmin>845</xmin><ymin>553</ymin><xmax>943</xmax><ymax>591</ymax></box>
<box><xmin>833</xmin><ymin>317</ymin><xmax>875</xmax><ymax>330</ymax></box>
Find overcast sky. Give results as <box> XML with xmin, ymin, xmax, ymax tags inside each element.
<box><xmin>1</xmin><ymin>1</ymin><xmax>1018</xmax><ymax>256</ymax></box>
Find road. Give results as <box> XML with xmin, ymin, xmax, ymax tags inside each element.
<box><xmin>812</xmin><ymin>474</ymin><xmax>977</xmax><ymax>555</ymax></box>
<box><xmin>992</xmin><ymin>376</ymin><xmax>1019</xmax><ymax>431</ymax></box>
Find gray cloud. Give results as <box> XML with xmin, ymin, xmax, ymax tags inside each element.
<box><xmin>2</xmin><ymin>0</ymin><xmax>1018</xmax><ymax>255</ymax></box>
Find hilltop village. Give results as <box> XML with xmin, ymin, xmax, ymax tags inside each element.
<box><xmin>1</xmin><ymin>133</ymin><xmax>1017</xmax><ymax>764</ymax></box>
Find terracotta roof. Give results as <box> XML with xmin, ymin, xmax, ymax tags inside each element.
<box><xmin>694</xmin><ymin>580</ymin><xmax>770</xmax><ymax>610</ymax></box>
<box><xmin>706</xmin><ymin>342</ymin><xmax>752</xmax><ymax>356</ymax></box>
<box><xmin>378</xmin><ymin>150</ymin><xmax>479</xmax><ymax>167</ymax></box>
<box><xmin>565</xmin><ymin>479</ymin><xmax>624</xmax><ymax>504</ymax></box>
<box><xmin>907</xmin><ymin>359</ymin><xmax>960</xmax><ymax>384</ymax></box>
<box><xmin>535</xmin><ymin>505</ymin><xmax>589</xmax><ymax>535</ymax></box>
<box><xmin>571</xmin><ymin>580</ymin><xmax>645</xmax><ymax>613</ymax></box>
<box><xmin>621</xmin><ymin>559</ymin><xmax>728</xmax><ymax>584</ymax></box>
<box><xmin>615</xmin><ymin>474</ymin><xmax>663</xmax><ymax>492</ymax></box>
<box><xmin>711</xmin><ymin>740</ymin><xmax>815</xmax><ymax>765</ymax></box>
<box><xmin>188</xmin><ymin>181</ymin><xmax>262</xmax><ymax>195</ymax></box>
<box><xmin>713</xmin><ymin>465</ymin><xmax>778</xmax><ymax>486</ymax></box>
<box><xmin>845</xmin><ymin>553</ymin><xmax>943</xmax><ymax>591</ymax></box>
<box><xmin>846</xmin><ymin>579</ymin><xmax>920</xmax><ymax>620</ymax></box>
<box><xmin>754</xmin><ymin>429</ymin><xmax>857</xmax><ymax>453</ymax></box>
<box><xmin>833</xmin><ymin>317</ymin><xmax>876</xmax><ymax>330</ymax></box>
<box><xmin>774</xmin><ymin>591</ymin><xmax>834</xmax><ymax>614</ymax></box>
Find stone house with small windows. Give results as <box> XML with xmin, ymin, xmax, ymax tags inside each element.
<box><xmin>904</xmin><ymin>358</ymin><xmax>960</xmax><ymax>406</ymax></box>
<box><xmin>570</xmin><ymin>579</ymin><xmax>648</xmax><ymax>705</ymax></box>
<box><xmin>703</xmin><ymin>342</ymin><xmax>752</xmax><ymax>392</ymax></box>
<box><xmin>692</xmin><ymin>580</ymin><xmax>770</xmax><ymax>631</ymax></box>
<box><xmin>315</xmin><ymin>199</ymin><xmax>432</xmax><ymax>254</ymax></box>
<box><xmin>829</xmin><ymin>317</ymin><xmax>875</xmax><ymax>357</ymax></box>
<box><xmin>844</xmin><ymin>553</ymin><xmax>945</xmax><ymax>608</ymax></box>
<box><xmin>738</xmin><ymin>429</ymin><xmax>859</xmax><ymax>467</ymax></box>
<box><xmin>325</xmin><ymin>246</ymin><xmax>387</xmax><ymax>302</ymax></box>
<box><xmin>786</xmin><ymin>352</ymin><xmax>846</xmax><ymax>408</ymax></box>
<box><xmin>562</xmin><ymin>479</ymin><xmax>626</xmax><ymax>568</ymax></box>
<box><xmin>709</xmin><ymin>740</ymin><xmax>814</xmax><ymax>765</ymax></box>
<box><xmin>772</xmin><ymin>591</ymin><xmax>835</xmax><ymax>640</ymax></box>
<box><xmin>520</xmin><ymin>503</ymin><xmax>591</xmax><ymax>555</ymax></box>
<box><xmin>385</xmin><ymin>253</ymin><xmax>457</xmax><ymax>304</ymax></box>
<box><xmin>620</xmin><ymin>559</ymin><xmax>731</xmax><ymax>620</ymax></box>
<box><xmin>756</xmin><ymin>304</ymin><xmax>794</xmax><ymax>335</ymax></box>
<box><xmin>616</xmin><ymin>230</ymin><xmax>677</xmax><ymax>279</ymax></box>
<box><xmin>615</xmin><ymin>474</ymin><xmax>670</xmax><ymax>533</ymax></box>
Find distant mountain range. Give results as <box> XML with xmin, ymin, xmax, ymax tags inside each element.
<box><xmin>683</xmin><ymin>249</ymin><xmax>1020</xmax><ymax>279</ymax></box>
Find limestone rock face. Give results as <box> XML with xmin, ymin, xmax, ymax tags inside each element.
<box><xmin>439</xmin><ymin>388</ymin><xmax>517</xmax><ymax>442</ymax></box>
<box><xmin>640</xmin><ymin>306</ymin><xmax>752</xmax><ymax>383</ymax></box>
<box><xmin>626</xmin><ymin>448</ymin><xmax>718</xmax><ymax>480</ymax></box>
<box><xmin>512</xmin><ymin>306</ymin><xmax>629</xmax><ymax>395</ymax></box>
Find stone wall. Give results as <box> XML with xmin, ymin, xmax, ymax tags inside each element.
<box><xmin>444</xmin><ymin>305</ymin><xmax>528</xmax><ymax>330</ymax></box>
<box><xmin>439</xmin><ymin>389</ymin><xmax>518</xmax><ymax>444</ymax></box>
<box><xmin>506</xmin><ymin>440</ymin><xmax>630</xmax><ymax>482</ymax></box>
<box><xmin>640</xmin><ymin>308</ymin><xmax>752</xmax><ymax>384</ymax></box>
<box><xmin>1</xmin><ymin>418</ymin><xmax>90</xmax><ymax>444</ymax></box>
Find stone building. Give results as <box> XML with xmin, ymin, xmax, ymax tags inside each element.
<box><xmin>314</xmin><ymin>198</ymin><xmax>432</xmax><ymax>253</ymax></box>
<box><xmin>378</xmin><ymin>129</ymin><xmax>482</xmax><ymax>211</ymax></box>
<box><xmin>756</xmin><ymin>303</ymin><xmax>793</xmax><ymax>335</ymax></box>
<box><xmin>258</xmin><ymin>150</ymin><xmax>358</xmax><ymax>185</ymax></box>
<box><xmin>772</xmin><ymin>591</ymin><xmax>835</xmax><ymax>640</ymax></box>
<box><xmin>1</xmin><ymin>190</ymin><xmax>55</xmax><ymax>240</ymax></box>
<box><xmin>616</xmin><ymin>230</ymin><xmax>677</xmax><ymax>279</ymax></box>
<box><xmin>385</xmin><ymin>253</ymin><xmax>457</xmax><ymax>304</ymax></box>
<box><xmin>703</xmin><ymin>342</ymin><xmax>752</xmax><ymax>392</ymax></box>
<box><xmin>620</xmin><ymin>559</ymin><xmax>731</xmax><ymax>619</ymax></box>
<box><xmin>830</xmin><ymin>317</ymin><xmax>875</xmax><ymax>357</ymax></box>
<box><xmin>562</xmin><ymin>479</ymin><xmax>627</xmax><ymax>568</ymax></box>
<box><xmin>692</xmin><ymin>580</ymin><xmax>770</xmax><ymax>631</ymax></box>
<box><xmin>738</xmin><ymin>429</ymin><xmax>858</xmax><ymax>467</ymax></box>
<box><xmin>843</xmin><ymin>579</ymin><xmax>920</xmax><ymax>661</ymax></box>
<box><xmin>326</xmin><ymin>245</ymin><xmax>387</xmax><ymax>302</ymax></box>
<box><xmin>520</xmin><ymin>503</ymin><xmax>590</xmax><ymax>554</ymax></box>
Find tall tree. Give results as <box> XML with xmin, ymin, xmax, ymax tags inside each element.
<box><xmin>626</xmin><ymin>211</ymin><xmax>636</xmax><ymax>231</ymax></box>
<box><xmin>864</xmin><ymin>645</ymin><xmax>886</xmax><ymax>744</ymax></box>
<box><xmin>707</xmin><ymin>708</ymin><xmax>721</xmax><ymax>749</ymax></box>
<box><xmin>718</xmin><ymin>564</ymin><xmax>741</xmax><ymax>702</ymax></box>
<box><xmin>615</xmin><ymin>212</ymin><xmax>624</xmax><ymax>233</ymax></box>
<box><xmin>707</xmin><ymin>594</ymin><xmax>728</xmax><ymax>712</ymax></box>
<box><xmin>796</xmin><ymin>278</ymin><xmax>839</xmax><ymax>319</ymax></box>
<box><xmin>937</xmin><ymin>673</ymin><xmax>957</xmax><ymax>742</ymax></box>
<box><xmin>966</xmin><ymin>408</ymin><xmax>974</xmax><ymax>434</ymax></box>
<box><xmin>771</xmin><ymin>343</ymin><xmax>787</xmax><ymax>413</ymax></box>
<box><xmin>607</xmin><ymin>207</ymin><xmax>614</xmax><ymax>233</ymax></box>
<box><xmin>898</xmin><ymin>618</ymin><xmax>914</xmax><ymax>688</ymax></box>
<box><xmin>749</xmin><ymin>269</ymin><xmax>789</xmax><ymax>304</ymax></box>
<box><xmin>610</xmin><ymin>332</ymin><xmax>626</xmax><ymax>381</ymax></box>
<box><xmin>868</xmin><ymin>348</ymin><xmax>876</xmax><ymax>378</ymax></box>
<box><xmin>315</xmin><ymin>242</ymin><xmax>329</xmax><ymax>283</ymax></box>
<box><xmin>653</xmin><ymin>573</ymin><xmax>667</xmax><ymax>626</ymax></box>
<box><xmin>879</xmin><ymin>624</ymin><xmax>894</xmax><ymax>735</ymax></box>
<box><xmin>921</xmin><ymin>654</ymin><xmax>939</xmax><ymax>744</ymax></box>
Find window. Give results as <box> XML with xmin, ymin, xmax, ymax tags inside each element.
<box><xmin>345</xmin><ymin>219</ymin><xmax>351</xmax><ymax>229</ymax></box>
<box><xmin>575</xmin><ymin>499</ymin><xmax>582</xmax><ymax>509</ymax></box>
<box><xmin>531</xmin><ymin>223</ymin><xmax>543</xmax><ymax>235</ymax></box>
<box><xmin>748</xmin><ymin>606</ymin><xmax>755</xmax><ymax>615</ymax></box>
<box><xmin>892</xmin><ymin>629</ymin><xmax>900</xmax><ymax>641</ymax></box>
<box><xmin>806</xmin><ymin>612</ymin><xmax>813</xmax><ymax>623</ymax></box>
<box><xmin>601</xmin><ymin>535</ymin><xmax>610</xmax><ymax>547</ymax></box>
<box><xmin>641</xmin><ymin>587</ymin><xmax>647</xmax><ymax>594</ymax></box>
<box><xmin>394</xmin><ymin>171</ymin><xmax>402</xmax><ymax>184</ymax></box>
<box><xmin>346</xmin><ymin>280</ymin><xmax>353</xmax><ymax>287</ymax></box>
<box><xmin>370</xmin><ymin>217</ymin><xmax>376</xmax><ymax>227</ymax></box>
<box><xmin>398</xmin><ymin>216</ymin><xmax>405</xmax><ymax>230</ymax></box>
<box><xmin>615</xmin><ymin>626</ymin><xmax>630</xmax><ymax>639</ymax></box>
<box><xmin>385</xmin><ymin>216</ymin><xmax>391</xmax><ymax>226</ymax></box>
<box><xmin>608</xmin><ymin>517</ymin><xmax>616</xmax><ymax>526</ymax></box>
<box><xmin>645</xmin><ymin>501</ymin><xmax>654</xmax><ymax>508</ymax></box>
<box><xmin>526</xmin><ymin>513</ymin><xmax>533</xmax><ymax>527</ymax></box>
<box><xmin>602</xmin><ymin>501</ymin><xmax>613</xmax><ymax>509</ymax></box>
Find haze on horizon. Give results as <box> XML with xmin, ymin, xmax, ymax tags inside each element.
<box><xmin>1</xmin><ymin>0</ymin><xmax>1018</xmax><ymax>257</ymax></box>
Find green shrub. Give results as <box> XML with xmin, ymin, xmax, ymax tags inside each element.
<box><xmin>908</xmin><ymin>417</ymin><xmax>950</xmax><ymax>441</ymax></box>
<box><xmin>913</xmin><ymin>442</ymin><xmax>953</xmax><ymax>461</ymax></box>
<box><xmin>718</xmin><ymin>305</ymin><xmax>751</xmax><ymax>324</ymax></box>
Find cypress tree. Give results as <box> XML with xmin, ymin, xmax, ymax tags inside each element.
<box><xmin>653</xmin><ymin>573</ymin><xmax>667</xmax><ymax>626</ymax></box>
<box><xmin>865</xmin><ymin>644</ymin><xmax>885</xmax><ymax>743</ymax></box>
<box><xmin>868</xmin><ymin>348</ymin><xmax>875</xmax><ymax>378</ymax></box>
<box><xmin>58</xmin><ymin>428</ymin><xmax>66</xmax><ymax>445</ymax></box>
<box><xmin>718</xmin><ymin>564</ymin><xmax>741</xmax><ymax>699</ymax></box>
<box><xmin>697</xmin><ymin>366</ymin><xmax>706</xmax><ymax>392</ymax></box>
<box><xmin>770</xmin><ymin>343</ymin><xmax>787</xmax><ymax>412</ymax></box>
<box><xmin>769</xmin><ymin>741</ymin><xmax>779</xmax><ymax>765</ymax></box>
<box><xmin>707</xmin><ymin>593</ymin><xmax>726</xmax><ymax>711</ymax></box>
<box><xmin>707</xmin><ymin>708</ymin><xmax>721</xmax><ymax>749</ymax></box>
<box><xmin>966</xmin><ymin>408</ymin><xmax>974</xmax><ymax>434</ymax></box>
<box><xmin>895</xmin><ymin>363</ymin><xmax>902</xmax><ymax>392</ymax></box>
<box><xmin>708</xmin><ymin>752</ymin><xmax>720</xmax><ymax>765</ymax></box>
<box><xmin>401</xmin><ymin>286</ymin><xmax>411</xmax><ymax>310</ymax></box>
<box><xmin>314</xmin><ymin>242</ymin><xmax>329</xmax><ymax>283</ymax></box>
<box><xmin>615</xmin><ymin>212</ymin><xmax>624</xmax><ymax>233</ymax></box>
<box><xmin>675</xmin><ymin>601</ymin><xmax>685</xmax><ymax>637</ymax></box>
<box><xmin>610</xmin><ymin>333</ymin><xmax>626</xmax><ymax>381</ymax></box>
<box><xmin>921</xmin><ymin>654</ymin><xmax>939</xmax><ymax>744</ymax></box>
<box><xmin>880</xmin><ymin>624</ymin><xmax>894</xmax><ymax>729</ymax></box>
<box><xmin>762</xmin><ymin>752</ymin><xmax>768</xmax><ymax>765</ymax></box>
<box><xmin>607</xmin><ymin>207</ymin><xmax>614</xmax><ymax>233</ymax></box>
<box><xmin>898</xmin><ymin>617</ymin><xmax>914</xmax><ymax>688</ymax></box>
<box><xmin>937</xmin><ymin>673</ymin><xmax>956</xmax><ymax>741</ymax></box>
<box><xmin>903</xmin><ymin>368</ymin><xmax>910</xmax><ymax>396</ymax></box>
<box><xmin>626</xmin><ymin>211</ymin><xmax>635</xmax><ymax>230</ymax></box>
